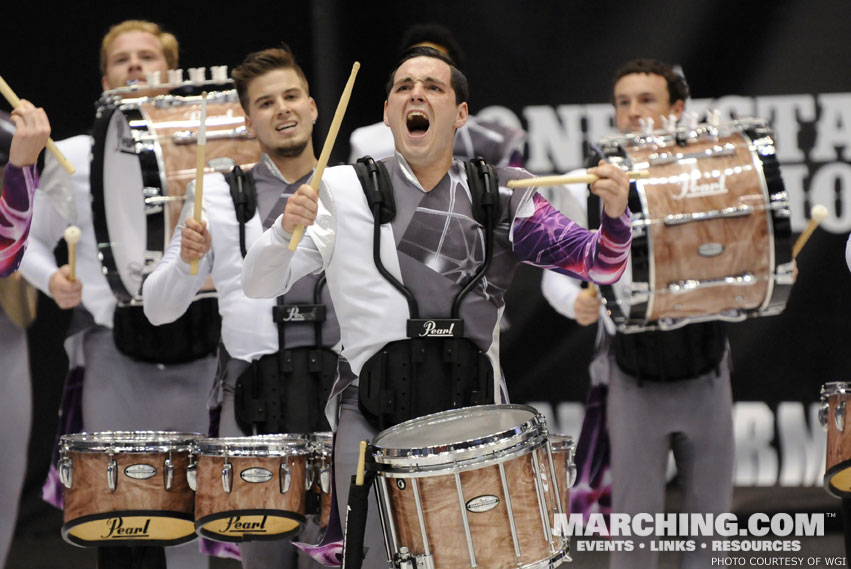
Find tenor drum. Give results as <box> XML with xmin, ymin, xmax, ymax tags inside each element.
<box><xmin>820</xmin><ymin>382</ymin><xmax>851</xmax><ymax>498</ymax></box>
<box><xmin>548</xmin><ymin>434</ymin><xmax>576</xmax><ymax>518</ymax></box>
<box><xmin>371</xmin><ymin>405</ymin><xmax>569</xmax><ymax>569</ymax></box>
<box><xmin>58</xmin><ymin>431</ymin><xmax>202</xmax><ymax>547</ymax></box>
<box><xmin>192</xmin><ymin>434</ymin><xmax>312</xmax><ymax>542</ymax></box>
<box><xmin>596</xmin><ymin>118</ymin><xmax>793</xmax><ymax>332</ymax></box>
<box><xmin>309</xmin><ymin>432</ymin><xmax>333</xmax><ymax>528</ymax></box>
<box><xmin>91</xmin><ymin>84</ymin><xmax>261</xmax><ymax>305</ymax></box>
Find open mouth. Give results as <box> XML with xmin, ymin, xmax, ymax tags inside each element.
<box><xmin>406</xmin><ymin>111</ymin><xmax>430</xmax><ymax>136</ymax></box>
<box><xmin>276</xmin><ymin>121</ymin><xmax>297</xmax><ymax>133</ymax></box>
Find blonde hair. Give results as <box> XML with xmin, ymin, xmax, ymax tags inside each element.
<box><xmin>100</xmin><ymin>20</ymin><xmax>179</xmax><ymax>74</ymax></box>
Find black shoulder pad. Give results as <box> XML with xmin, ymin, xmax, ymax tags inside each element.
<box><xmin>354</xmin><ymin>156</ymin><xmax>395</xmax><ymax>224</ymax></box>
<box><xmin>224</xmin><ymin>165</ymin><xmax>257</xmax><ymax>223</ymax></box>
<box><xmin>465</xmin><ymin>156</ymin><xmax>500</xmax><ymax>227</ymax></box>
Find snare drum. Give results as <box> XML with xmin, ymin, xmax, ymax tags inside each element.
<box><xmin>91</xmin><ymin>86</ymin><xmax>261</xmax><ymax>305</ymax></box>
<box><xmin>596</xmin><ymin>118</ymin><xmax>793</xmax><ymax>332</ymax></box>
<box><xmin>58</xmin><ymin>431</ymin><xmax>202</xmax><ymax>547</ymax></box>
<box><xmin>191</xmin><ymin>434</ymin><xmax>312</xmax><ymax>542</ymax></box>
<box><xmin>371</xmin><ymin>405</ymin><xmax>569</xmax><ymax>569</ymax></box>
<box><xmin>309</xmin><ymin>432</ymin><xmax>333</xmax><ymax>528</ymax></box>
<box><xmin>820</xmin><ymin>382</ymin><xmax>851</xmax><ymax>498</ymax></box>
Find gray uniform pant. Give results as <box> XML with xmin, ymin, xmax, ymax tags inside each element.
<box><xmin>218</xmin><ymin>355</ymin><xmax>325</xmax><ymax>569</ymax></box>
<box><xmin>606</xmin><ymin>351</ymin><xmax>734</xmax><ymax>569</ymax></box>
<box><xmin>0</xmin><ymin>311</ymin><xmax>31</xmax><ymax>568</ymax></box>
<box><xmin>81</xmin><ymin>326</ymin><xmax>217</xmax><ymax>569</ymax></box>
<box><xmin>333</xmin><ymin>387</ymin><xmax>387</xmax><ymax>569</ymax></box>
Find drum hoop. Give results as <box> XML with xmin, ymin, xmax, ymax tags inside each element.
<box><xmin>821</xmin><ymin>382</ymin><xmax>851</xmax><ymax>398</ymax></box>
<box><xmin>61</xmin><ymin>431</ymin><xmax>203</xmax><ymax>453</ymax></box>
<box><xmin>194</xmin><ymin>435</ymin><xmax>312</xmax><ymax>457</ymax></box>
<box><xmin>371</xmin><ymin>404</ymin><xmax>545</xmax><ymax>468</ymax></box>
<box><xmin>548</xmin><ymin>433</ymin><xmax>576</xmax><ymax>453</ymax></box>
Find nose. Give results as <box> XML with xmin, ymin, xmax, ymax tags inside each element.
<box><xmin>409</xmin><ymin>81</ymin><xmax>426</xmax><ymax>101</ymax></box>
<box><xmin>628</xmin><ymin>99</ymin><xmax>642</xmax><ymax>117</ymax></box>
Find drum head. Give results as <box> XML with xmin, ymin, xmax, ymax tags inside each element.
<box><xmin>61</xmin><ymin>431</ymin><xmax>203</xmax><ymax>453</ymax></box>
<box><xmin>195</xmin><ymin>434</ymin><xmax>311</xmax><ymax>457</ymax></box>
<box><xmin>63</xmin><ymin>511</ymin><xmax>196</xmax><ymax>548</ymax></box>
<box><xmin>371</xmin><ymin>404</ymin><xmax>545</xmax><ymax>470</ymax></box>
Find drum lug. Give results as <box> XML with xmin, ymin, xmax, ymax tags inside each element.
<box><xmin>394</xmin><ymin>547</ymin><xmax>433</xmax><ymax>569</ymax></box>
<box><xmin>222</xmin><ymin>461</ymin><xmax>233</xmax><ymax>494</ymax></box>
<box><xmin>306</xmin><ymin>459</ymin><xmax>315</xmax><ymax>491</ymax></box>
<box><xmin>836</xmin><ymin>400</ymin><xmax>846</xmax><ymax>433</ymax></box>
<box><xmin>163</xmin><ymin>455</ymin><xmax>174</xmax><ymax>491</ymax></box>
<box><xmin>107</xmin><ymin>454</ymin><xmax>118</xmax><ymax>492</ymax></box>
<box><xmin>59</xmin><ymin>456</ymin><xmax>73</xmax><ymax>489</ymax></box>
<box><xmin>320</xmin><ymin>468</ymin><xmax>332</xmax><ymax>494</ymax></box>
<box><xmin>566</xmin><ymin>449</ymin><xmax>577</xmax><ymax>489</ymax></box>
<box><xmin>280</xmin><ymin>464</ymin><xmax>292</xmax><ymax>494</ymax></box>
<box><xmin>187</xmin><ymin>463</ymin><xmax>197</xmax><ymax>492</ymax></box>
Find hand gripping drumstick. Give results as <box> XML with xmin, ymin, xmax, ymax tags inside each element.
<box><xmin>289</xmin><ymin>62</ymin><xmax>361</xmax><ymax>251</ymax></box>
<box><xmin>190</xmin><ymin>92</ymin><xmax>208</xmax><ymax>276</ymax></box>
<box><xmin>792</xmin><ymin>204</ymin><xmax>828</xmax><ymax>258</ymax></box>
<box><xmin>63</xmin><ymin>225</ymin><xmax>81</xmax><ymax>281</ymax></box>
<box><xmin>0</xmin><ymin>74</ymin><xmax>75</xmax><ymax>175</ymax></box>
<box><xmin>506</xmin><ymin>170</ymin><xmax>649</xmax><ymax>189</ymax></box>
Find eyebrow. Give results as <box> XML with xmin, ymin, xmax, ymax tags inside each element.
<box><xmin>394</xmin><ymin>75</ymin><xmax>446</xmax><ymax>87</ymax></box>
<box><xmin>252</xmin><ymin>87</ymin><xmax>304</xmax><ymax>106</ymax></box>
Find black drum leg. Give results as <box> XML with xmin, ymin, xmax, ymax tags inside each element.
<box><xmin>97</xmin><ymin>546</ymin><xmax>166</xmax><ymax>569</ymax></box>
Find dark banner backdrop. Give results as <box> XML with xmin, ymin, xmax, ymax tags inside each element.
<box><xmin>3</xmin><ymin>0</ymin><xmax>849</xmax><ymax>514</ymax></box>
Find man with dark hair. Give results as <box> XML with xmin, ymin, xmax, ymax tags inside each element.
<box><xmin>20</xmin><ymin>20</ymin><xmax>216</xmax><ymax>569</ymax></box>
<box><xmin>144</xmin><ymin>46</ymin><xmax>336</xmax><ymax>569</ymax></box>
<box><xmin>542</xmin><ymin>58</ymin><xmax>734</xmax><ymax>569</ymax></box>
<box><xmin>349</xmin><ymin>24</ymin><xmax>525</xmax><ymax>166</ymax></box>
<box><xmin>242</xmin><ymin>46</ymin><xmax>633</xmax><ymax>568</ymax></box>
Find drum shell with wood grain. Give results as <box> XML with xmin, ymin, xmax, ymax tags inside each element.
<box><xmin>192</xmin><ymin>435</ymin><xmax>311</xmax><ymax>542</ymax></box>
<box><xmin>821</xmin><ymin>382</ymin><xmax>851</xmax><ymax>498</ymax></box>
<box><xmin>371</xmin><ymin>405</ymin><xmax>569</xmax><ymax>569</ymax></box>
<box><xmin>59</xmin><ymin>431</ymin><xmax>201</xmax><ymax>547</ymax></box>
<box><xmin>596</xmin><ymin>118</ymin><xmax>792</xmax><ymax>332</ymax></box>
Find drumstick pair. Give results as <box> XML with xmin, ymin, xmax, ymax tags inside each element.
<box><xmin>0</xmin><ymin>74</ymin><xmax>75</xmax><ymax>175</ymax></box>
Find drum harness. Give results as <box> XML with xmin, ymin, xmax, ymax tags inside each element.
<box><xmin>354</xmin><ymin>156</ymin><xmax>498</xmax><ymax>432</ymax></box>
<box><xmin>225</xmin><ymin>165</ymin><xmax>336</xmax><ymax>435</ymax></box>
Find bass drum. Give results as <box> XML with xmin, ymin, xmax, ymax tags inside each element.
<box><xmin>91</xmin><ymin>86</ymin><xmax>261</xmax><ymax>305</ymax></box>
<box><xmin>595</xmin><ymin>118</ymin><xmax>793</xmax><ymax>333</ymax></box>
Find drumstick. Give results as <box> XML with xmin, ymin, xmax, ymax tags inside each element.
<box><xmin>355</xmin><ymin>440</ymin><xmax>367</xmax><ymax>486</ymax></box>
<box><xmin>0</xmin><ymin>73</ymin><xmax>76</xmax><ymax>175</ymax></box>
<box><xmin>792</xmin><ymin>204</ymin><xmax>828</xmax><ymax>258</ymax></box>
<box><xmin>63</xmin><ymin>225</ymin><xmax>81</xmax><ymax>282</ymax></box>
<box><xmin>507</xmin><ymin>170</ymin><xmax>649</xmax><ymax>189</ymax></box>
<box><xmin>189</xmin><ymin>92</ymin><xmax>208</xmax><ymax>276</ymax></box>
<box><xmin>289</xmin><ymin>62</ymin><xmax>360</xmax><ymax>251</ymax></box>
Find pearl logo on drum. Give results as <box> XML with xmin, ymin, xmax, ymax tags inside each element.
<box><xmin>100</xmin><ymin>517</ymin><xmax>151</xmax><ymax>539</ymax></box>
<box><xmin>672</xmin><ymin>171</ymin><xmax>729</xmax><ymax>200</ymax></box>
<box><xmin>465</xmin><ymin>495</ymin><xmax>501</xmax><ymax>513</ymax></box>
<box><xmin>124</xmin><ymin>464</ymin><xmax>157</xmax><ymax>480</ymax></box>
<box><xmin>240</xmin><ymin>468</ymin><xmax>273</xmax><ymax>484</ymax></box>
<box><xmin>222</xmin><ymin>516</ymin><xmax>268</xmax><ymax>533</ymax></box>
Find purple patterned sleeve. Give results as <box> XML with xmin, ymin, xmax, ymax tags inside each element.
<box><xmin>512</xmin><ymin>192</ymin><xmax>631</xmax><ymax>284</ymax></box>
<box><xmin>0</xmin><ymin>164</ymin><xmax>37</xmax><ymax>277</ymax></box>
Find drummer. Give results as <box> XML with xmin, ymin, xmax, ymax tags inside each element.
<box><xmin>240</xmin><ymin>45</ymin><xmax>632</xmax><ymax>568</ymax></box>
<box><xmin>19</xmin><ymin>19</ymin><xmax>215</xmax><ymax>569</ymax></box>
<box><xmin>541</xmin><ymin>58</ymin><xmax>734</xmax><ymax>569</ymax></box>
<box><xmin>143</xmin><ymin>46</ymin><xmax>338</xmax><ymax>569</ymax></box>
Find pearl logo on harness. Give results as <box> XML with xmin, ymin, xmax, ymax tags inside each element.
<box><xmin>407</xmin><ymin>319</ymin><xmax>465</xmax><ymax>338</ymax></box>
<box><xmin>274</xmin><ymin>304</ymin><xmax>326</xmax><ymax>323</ymax></box>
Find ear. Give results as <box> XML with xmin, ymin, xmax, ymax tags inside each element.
<box><xmin>101</xmin><ymin>75</ymin><xmax>111</xmax><ymax>91</ymax></box>
<box><xmin>454</xmin><ymin>101</ymin><xmax>469</xmax><ymax>130</ymax></box>
<box><xmin>671</xmin><ymin>99</ymin><xmax>685</xmax><ymax>120</ymax></box>
<box><xmin>244</xmin><ymin>114</ymin><xmax>255</xmax><ymax>137</ymax></box>
<box><xmin>383</xmin><ymin>100</ymin><xmax>390</xmax><ymax>127</ymax></box>
<box><xmin>309</xmin><ymin>96</ymin><xmax>318</xmax><ymax>124</ymax></box>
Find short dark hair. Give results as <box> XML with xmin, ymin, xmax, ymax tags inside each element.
<box><xmin>232</xmin><ymin>46</ymin><xmax>309</xmax><ymax>113</ymax></box>
<box><xmin>612</xmin><ymin>58</ymin><xmax>690</xmax><ymax>104</ymax></box>
<box><xmin>398</xmin><ymin>23</ymin><xmax>465</xmax><ymax>70</ymax></box>
<box><xmin>385</xmin><ymin>46</ymin><xmax>469</xmax><ymax>105</ymax></box>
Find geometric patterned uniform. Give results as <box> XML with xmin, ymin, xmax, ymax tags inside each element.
<box><xmin>241</xmin><ymin>154</ymin><xmax>634</xmax><ymax>568</ymax></box>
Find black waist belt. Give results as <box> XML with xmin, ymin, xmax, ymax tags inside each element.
<box><xmin>612</xmin><ymin>321</ymin><xmax>726</xmax><ymax>383</ymax></box>
<box><xmin>112</xmin><ymin>299</ymin><xmax>220</xmax><ymax>364</ymax></box>
<box><xmin>358</xmin><ymin>337</ymin><xmax>494</xmax><ymax>431</ymax></box>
